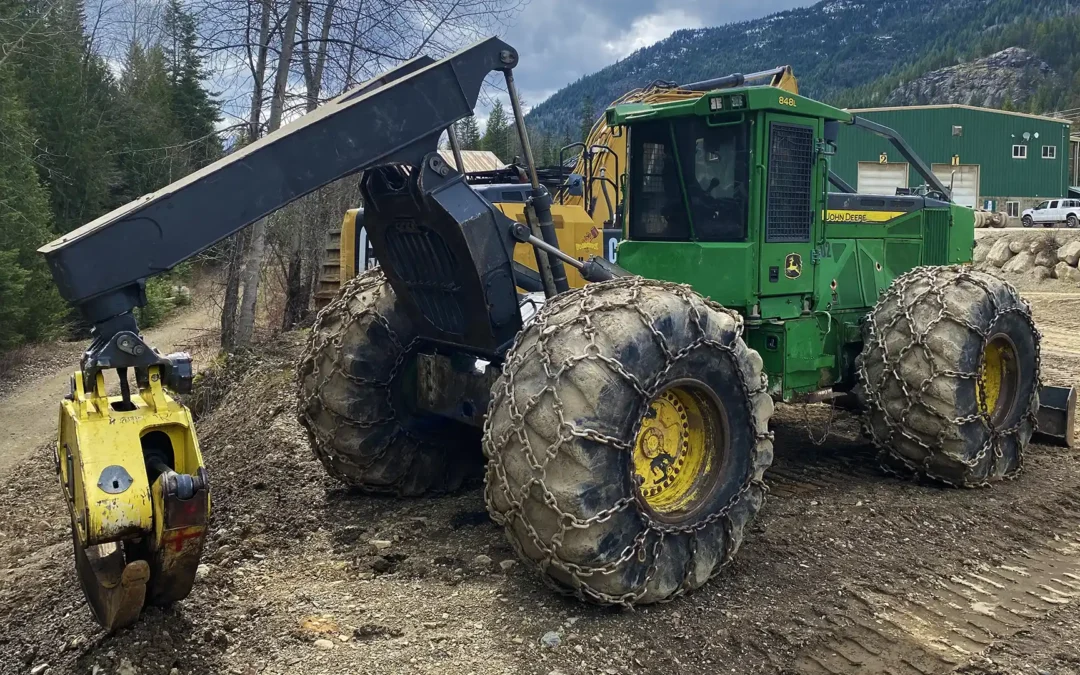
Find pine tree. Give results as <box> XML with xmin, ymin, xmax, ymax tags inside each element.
<box><xmin>14</xmin><ymin>0</ymin><xmax>119</xmax><ymax>234</ymax></box>
<box><xmin>481</xmin><ymin>100</ymin><xmax>511</xmax><ymax>162</ymax></box>
<box><xmin>579</xmin><ymin>96</ymin><xmax>596</xmax><ymax>144</ymax></box>
<box><xmin>115</xmin><ymin>42</ymin><xmax>182</xmax><ymax>200</ymax></box>
<box><xmin>163</xmin><ymin>0</ymin><xmax>221</xmax><ymax>171</ymax></box>
<box><xmin>455</xmin><ymin>115</ymin><xmax>482</xmax><ymax>150</ymax></box>
<box><xmin>0</xmin><ymin>72</ymin><xmax>65</xmax><ymax>347</ymax></box>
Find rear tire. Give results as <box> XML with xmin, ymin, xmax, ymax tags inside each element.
<box><xmin>1068</xmin><ymin>214</ymin><xmax>1078</xmax><ymax>229</ymax></box>
<box><xmin>1022</xmin><ymin>216</ymin><xmax>1034</xmax><ymax>228</ymax></box>
<box><xmin>858</xmin><ymin>266</ymin><xmax>1040</xmax><ymax>487</ymax></box>
<box><xmin>297</xmin><ymin>269</ymin><xmax>481</xmax><ymax>495</ymax></box>
<box><xmin>484</xmin><ymin>278</ymin><xmax>773</xmax><ymax>605</ymax></box>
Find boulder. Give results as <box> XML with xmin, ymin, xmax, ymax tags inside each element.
<box><xmin>1009</xmin><ymin>239</ymin><xmax>1026</xmax><ymax>254</ymax></box>
<box><xmin>1058</xmin><ymin>241</ymin><xmax>1080</xmax><ymax>267</ymax></box>
<box><xmin>1035</xmin><ymin>249</ymin><xmax>1057</xmax><ymax>268</ymax></box>
<box><xmin>973</xmin><ymin>243</ymin><xmax>989</xmax><ymax>264</ymax></box>
<box><xmin>1030</xmin><ymin>266</ymin><xmax>1051</xmax><ymax>282</ymax></box>
<box><xmin>1055</xmin><ymin>262</ymin><xmax>1080</xmax><ymax>282</ymax></box>
<box><xmin>986</xmin><ymin>239</ymin><xmax>1014</xmax><ymax>267</ymax></box>
<box><xmin>1002</xmin><ymin>250</ymin><xmax>1034</xmax><ymax>274</ymax></box>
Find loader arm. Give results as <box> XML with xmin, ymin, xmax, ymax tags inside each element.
<box><xmin>41</xmin><ymin>37</ymin><xmax>518</xmax><ymax>328</ymax></box>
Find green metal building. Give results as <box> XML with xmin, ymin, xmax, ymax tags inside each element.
<box><xmin>833</xmin><ymin>105</ymin><xmax>1071</xmax><ymax>224</ymax></box>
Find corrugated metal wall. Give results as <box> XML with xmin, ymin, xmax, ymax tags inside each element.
<box><xmin>832</xmin><ymin>106</ymin><xmax>1070</xmax><ymax>200</ymax></box>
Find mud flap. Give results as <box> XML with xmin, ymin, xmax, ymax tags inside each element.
<box><xmin>1034</xmin><ymin>385</ymin><xmax>1076</xmax><ymax>448</ymax></box>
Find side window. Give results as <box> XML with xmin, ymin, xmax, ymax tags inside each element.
<box><xmin>1006</xmin><ymin>201</ymin><xmax>1019</xmax><ymax>218</ymax></box>
<box><xmin>628</xmin><ymin>121</ymin><xmax>690</xmax><ymax>241</ymax></box>
<box><xmin>1050</xmin><ymin>201</ymin><xmax>1059</xmax><ymax>209</ymax></box>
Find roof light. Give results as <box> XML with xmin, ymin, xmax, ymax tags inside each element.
<box><xmin>729</xmin><ymin>94</ymin><xmax>746</xmax><ymax>110</ymax></box>
<box><xmin>709</xmin><ymin>97</ymin><xmax>724</xmax><ymax>111</ymax></box>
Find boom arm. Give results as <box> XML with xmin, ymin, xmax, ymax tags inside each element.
<box><xmin>39</xmin><ymin>37</ymin><xmax>518</xmax><ymax>326</ymax></box>
<box><xmin>849</xmin><ymin>116</ymin><xmax>952</xmax><ymax>200</ymax></box>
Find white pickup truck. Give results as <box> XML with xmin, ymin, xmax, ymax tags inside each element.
<box><xmin>1022</xmin><ymin>199</ymin><xmax>1080</xmax><ymax>228</ymax></box>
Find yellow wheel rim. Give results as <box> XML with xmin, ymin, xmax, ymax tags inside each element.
<box><xmin>977</xmin><ymin>334</ymin><xmax>1019</xmax><ymax>426</ymax></box>
<box><xmin>632</xmin><ymin>384</ymin><xmax>726</xmax><ymax>521</ymax></box>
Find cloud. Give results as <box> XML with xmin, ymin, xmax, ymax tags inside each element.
<box><xmin>494</xmin><ymin>0</ymin><xmax>813</xmax><ymax>113</ymax></box>
<box><xmin>602</xmin><ymin>9</ymin><xmax>705</xmax><ymax>60</ymax></box>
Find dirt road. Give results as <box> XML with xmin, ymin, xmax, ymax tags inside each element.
<box><xmin>1</xmin><ymin>292</ymin><xmax>1079</xmax><ymax>675</ymax></box>
<box><xmin>0</xmin><ymin>302</ymin><xmax>219</xmax><ymax>476</ymax></box>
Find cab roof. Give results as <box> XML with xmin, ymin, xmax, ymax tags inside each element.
<box><xmin>606</xmin><ymin>85</ymin><xmax>853</xmax><ymax>126</ymax></box>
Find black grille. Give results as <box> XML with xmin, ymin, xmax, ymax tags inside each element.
<box><xmin>766</xmin><ymin>123</ymin><xmax>814</xmax><ymax>243</ymax></box>
<box><xmin>383</xmin><ymin>220</ymin><xmax>465</xmax><ymax>335</ymax></box>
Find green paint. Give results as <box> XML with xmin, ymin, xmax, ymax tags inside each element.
<box><xmin>611</xmin><ymin>85</ymin><xmax>977</xmax><ymax>401</ymax></box>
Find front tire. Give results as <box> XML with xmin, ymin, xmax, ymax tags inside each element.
<box><xmin>297</xmin><ymin>269</ymin><xmax>481</xmax><ymax>495</ymax></box>
<box><xmin>858</xmin><ymin>266</ymin><xmax>1040</xmax><ymax>486</ymax></box>
<box><xmin>1022</xmin><ymin>216</ymin><xmax>1034</xmax><ymax>228</ymax></box>
<box><xmin>484</xmin><ymin>278</ymin><xmax>774</xmax><ymax>605</ymax></box>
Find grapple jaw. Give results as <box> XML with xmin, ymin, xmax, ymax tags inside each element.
<box><xmin>58</xmin><ymin>365</ymin><xmax>209</xmax><ymax>631</ymax></box>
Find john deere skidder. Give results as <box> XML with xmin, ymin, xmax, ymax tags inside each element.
<box><xmin>40</xmin><ymin>38</ymin><xmax>1074</xmax><ymax>628</ymax></box>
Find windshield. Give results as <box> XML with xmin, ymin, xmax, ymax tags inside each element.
<box><xmin>628</xmin><ymin>117</ymin><xmax>749</xmax><ymax>242</ymax></box>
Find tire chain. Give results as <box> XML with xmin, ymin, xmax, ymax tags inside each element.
<box><xmin>857</xmin><ymin>265</ymin><xmax>1041</xmax><ymax>488</ymax></box>
<box><xmin>484</xmin><ymin>276</ymin><xmax>774</xmax><ymax>606</ymax></box>
<box><xmin>296</xmin><ymin>269</ymin><xmax>422</xmax><ymax>492</ymax></box>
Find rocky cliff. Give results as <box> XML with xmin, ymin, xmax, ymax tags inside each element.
<box><xmin>884</xmin><ymin>47</ymin><xmax>1054</xmax><ymax>108</ymax></box>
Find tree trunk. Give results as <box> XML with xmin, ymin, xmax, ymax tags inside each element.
<box><xmin>221</xmin><ymin>0</ymin><xmax>271</xmax><ymax>349</ymax></box>
<box><xmin>219</xmin><ymin>230</ymin><xmax>247</xmax><ymax>348</ymax></box>
<box><xmin>281</xmin><ymin>0</ymin><xmax>337</xmax><ymax>330</ymax></box>
<box><xmin>234</xmin><ymin>0</ymin><xmax>302</xmax><ymax>347</ymax></box>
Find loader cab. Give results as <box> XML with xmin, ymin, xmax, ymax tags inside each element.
<box><xmin>610</xmin><ymin>87</ymin><xmax>850</xmax><ymax>317</ymax></box>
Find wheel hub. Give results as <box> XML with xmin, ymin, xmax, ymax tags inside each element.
<box><xmin>632</xmin><ymin>385</ymin><xmax>726</xmax><ymax>521</ymax></box>
<box><xmin>978</xmin><ymin>334</ymin><xmax>1020</xmax><ymax>426</ymax></box>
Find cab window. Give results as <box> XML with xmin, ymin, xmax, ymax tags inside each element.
<box><xmin>1035</xmin><ymin>201</ymin><xmax>1049</xmax><ymax>210</ymax></box>
<box><xmin>628</xmin><ymin>117</ymin><xmax>749</xmax><ymax>242</ymax></box>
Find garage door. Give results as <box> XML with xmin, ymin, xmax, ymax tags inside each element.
<box><xmin>932</xmin><ymin>164</ymin><xmax>980</xmax><ymax>208</ymax></box>
<box><xmin>858</xmin><ymin>162</ymin><xmax>909</xmax><ymax>196</ymax></box>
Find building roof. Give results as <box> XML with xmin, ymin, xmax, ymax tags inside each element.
<box><xmin>848</xmin><ymin>104</ymin><xmax>1068</xmax><ymax>125</ymax></box>
<box><xmin>438</xmin><ymin>149</ymin><xmax>504</xmax><ymax>173</ymax></box>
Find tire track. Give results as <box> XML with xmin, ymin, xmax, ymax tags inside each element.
<box><xmin>793</xmin><ymin>517</ymin><xmax>1080</xmax><ymax>674</ymax></box>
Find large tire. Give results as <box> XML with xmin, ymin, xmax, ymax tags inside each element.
<box><xmin>1022</xmin><ymin>215</ymin><xmax>1034</xmax><ymax>228</ymax></box>
<box><xmin>297</xmin><ymin>269</ymin><xmax>481</xmax><ymax>495</ymax></box>
<box><xmin>858</xmin><ymin>266</ymin><xmax>1040</xmax><ymax>487</ymax></box>
<box><xmin>484</xmin><ymin>277</ymin><xmax>774</xmax><ymax>605</ymax></box>
<box><xmin>1068</xmin><ymin>214</ymin><xmax>1078</xmax><ymax>229</ymax></box>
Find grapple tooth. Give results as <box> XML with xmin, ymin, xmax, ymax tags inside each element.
<box><xmin>72</xmin><ymin>533</ymin><xmax>148</xmax><ymax>632</ymax></box>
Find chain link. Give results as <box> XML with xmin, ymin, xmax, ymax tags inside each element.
<box><xmin>484</xmin><ymin>276</ymin><xmax>773</xmax><ymax>605</ymax></box>
<box><xmin>856</xmin><ymin>265</ymin><xmax>1040</xmax><ymax>487</ymax></box>
<box><xmin>296</xmin><ymin>270</ymin><xmax>427</xmax><ymax>490</ymax></box>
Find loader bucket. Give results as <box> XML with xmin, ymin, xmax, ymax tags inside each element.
<box><xmin>1034</xmin><ymin>385</ymin><xmax>1076</xmax><ymax>448</ymax></box>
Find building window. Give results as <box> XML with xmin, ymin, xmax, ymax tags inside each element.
<box><xmin>1006</xmin><ymin>201</ymin><xmax>1020</xmax><ymax>218</ymax></box>
<box><xmin>1013</xmin><ymin>145</ymin><xmax>1028</xmax><ymax>159</ymax></box>
<box><xmin>1043</xmin><ymin>145</ymin><xmax>1057</xmax><ymax>159</ymax></box>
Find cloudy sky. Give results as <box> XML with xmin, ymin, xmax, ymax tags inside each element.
<box><xmin>500</xmin><ymin>0</ymin><xmax>815</xmax><ymax>110</ymax></box>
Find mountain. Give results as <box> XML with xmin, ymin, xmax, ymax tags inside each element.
<box><xmin>883</xmin><ymin>47</ymin><xmax>1053</xmax><ymax>107</ymax></box>
<box><xmin>525</xmin><ymin>0</ymin><xmax>1075</xmax><ymax>137</ymax></box>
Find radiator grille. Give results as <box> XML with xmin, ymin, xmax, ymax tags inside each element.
<box><xmin>383</xmin><ymin>220</ymin><xmax>465</xmax><ymax>335</ymax></box>
<box><xmin>766</xmin><ymin>123</ymin><xmax>814</xmax><ymax>243</ymax></box>
<box><xmin>923</xmin><ymin>209</ymin><xmax>950</xmax><ymax>266</ymax></box>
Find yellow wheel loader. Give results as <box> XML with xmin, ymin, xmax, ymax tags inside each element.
<box><xmin>315</xmin><ymin>67</ymin><xmax>800</xmax><ymax>305</ymax></box>
<box><xmin>37</xmin><ymin>39</ymin><xmax>1074</xmax><ymax>629</ymax></box>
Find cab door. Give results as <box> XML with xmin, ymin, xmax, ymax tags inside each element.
<box><xmin>758</xmin><ymin>113</ymin><xmax>820</xmax><ymax>301</ymax></box>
